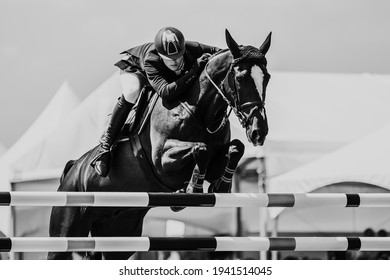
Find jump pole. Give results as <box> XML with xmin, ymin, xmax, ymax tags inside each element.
<box><xmin>1</xmin><ymin>192</ymin><xmax>390</xmax><ymax>207</ymax></box>
<box><xmin>1</xmin><ymin>237</ymin><xmax>390</xmax><ymax>252</ymax></box>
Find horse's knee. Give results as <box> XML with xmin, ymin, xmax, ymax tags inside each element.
<box><xmin>192</xmin><ymin>143</ymin><xmax>207</xmax><ymax>156</ymax></box>
<box><xmin>160</xmin><ymin>141</ymin><xmax>206</xmax><ymax>172</ymax></box>
<box><xmin>192</xmin><ymin>143</ymin><xmax>208</xmax><ymax>170</ymax></box>
<box><xmin>228</xmin><ymin>139</ymin><xmax>245</xmax><ymax>162</ymax></box>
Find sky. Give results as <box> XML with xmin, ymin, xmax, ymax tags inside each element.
<box><xmin>1</xmin><ymin>0</ymin><xmax>390</xmax><ymax>147</ymax></box>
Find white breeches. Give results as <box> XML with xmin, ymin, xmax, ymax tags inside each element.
<box><xmin>119</xmin><ymin>70</ymin><xmax>142</xmax><ymax>104</ymax></box>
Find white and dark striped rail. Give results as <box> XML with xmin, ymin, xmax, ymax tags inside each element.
<box><xmin>1</xmin><ymin>237</ymin><xmax>390</xmax><ymax>252</ymax></box>
<box><xmin>1</xmin><ymin>192</ymin><xmax>390</xmax><ymax>207</ymax></box>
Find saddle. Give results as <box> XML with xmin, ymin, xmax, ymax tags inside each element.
<box><xmin>119</xmin><ymin>86</ymin><xmax>158</xmax><ymax>140</ymax></box>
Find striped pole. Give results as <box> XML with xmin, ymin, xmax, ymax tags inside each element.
<box><xmin>1</xmin><ymin>237</ymin><xmax>390</xmax><ymax>252</ymax></box>
<box><xmin>1</xmin><ymin>192</ymin><xmax>390</xmax><ymax>207</ymax></box>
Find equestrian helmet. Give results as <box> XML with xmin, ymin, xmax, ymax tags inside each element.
<box><xmin>154</xmin><ymin>27</ymin><xmax>185</xmax><ymax>60</ymax></box>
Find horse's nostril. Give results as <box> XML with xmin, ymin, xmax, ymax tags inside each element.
<box><xmin>250</xmin><ymin>130</ymin><xmax>266</xmax><ymax>146</ymax></box>
<box><xmin>259</xmin><ymin>138</ymin><xmax>265</xmax><ymax>146</ymax></box>
<box><xmin>251</xmin><ymin>130</ymin><xmax>260</xmax><ymax>142</ymax></box>
<box><xmin>251</xmin><ymin>130</ymin><xmax>258</xmax><ymax>140</ymax></box>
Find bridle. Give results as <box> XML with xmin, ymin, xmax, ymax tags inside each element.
<box><xmin>204</xmin><ymin>55</ymin><xmax>266</xmax><ymax>134</ymax></box>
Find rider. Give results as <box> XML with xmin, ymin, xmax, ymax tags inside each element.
<box><xmin>91</xmin><ymin>27</ymin><xmax>221</xmax><ymax>177</ymax></box>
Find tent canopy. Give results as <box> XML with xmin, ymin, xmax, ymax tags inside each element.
<box><xmin>1</xmin><ymin>81</ymin><xmax>80</xmax><ymax>167</ymax></box>
<box><xmin>8</xmin><ymin>72</ymin><xmax>121</xmax><ymax>182</ymax></box>
<box><xmin>268</xmin><ymin>122</ymin><xmax>390</xmax><ymax>219</ymax></box>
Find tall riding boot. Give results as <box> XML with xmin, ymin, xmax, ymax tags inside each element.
<box><xmin>91</xmin><ymin>95</ymin><xmax>133</xmax><ymax>177</ymax></box>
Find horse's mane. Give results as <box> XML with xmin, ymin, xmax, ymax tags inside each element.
<box><xmin>211</xmin><ymin>48</ymin><xmax>230</xmax><ymax>58</ymax></box>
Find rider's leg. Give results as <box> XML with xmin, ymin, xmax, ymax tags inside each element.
<box><xmin>91</xmin><ymin>71</ymin><xmax>142</xmax><ymax>177</ymax></box>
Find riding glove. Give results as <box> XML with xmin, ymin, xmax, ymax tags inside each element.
<box><xmin>193</xmin><ymin>53</ymin><xmax>212</xmax><ymax>74</ymax></box>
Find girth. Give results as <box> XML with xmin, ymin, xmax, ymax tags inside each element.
<box><xmin>128</xmin><ymin>134</ymin><xmax>176</xmax><ymax>192</ymax></box>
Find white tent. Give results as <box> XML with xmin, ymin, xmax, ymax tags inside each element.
<box><xmin>0</xmin><ymin>81</ymin><xmax>80</xmax><ymax>166</ymax></box>
<box><xmin>267</xmin><ymin>122</ymin><xmax>390</xmax><ymax>229</ymax></box>
<box><xmin>9</xmin><ymin>72</ymin><xmax>122</xmax><ymax>182</ymax></box>
<box><xmin>0</xmin><ymin>81</ymin><xmax>80</xmax><ymax>236</ymax></box>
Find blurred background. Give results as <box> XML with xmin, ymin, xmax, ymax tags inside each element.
<box><xmin>1</xmin><ymin>0</ymin><xmax>390</xmax><ymax>260</ymax></box>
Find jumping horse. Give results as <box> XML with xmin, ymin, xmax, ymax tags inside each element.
<box><xmin>48</xmin><ymin>30</ymin><xmax>271</xmax><ymax>259</ymax></box>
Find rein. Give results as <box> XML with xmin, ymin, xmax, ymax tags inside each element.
<box><xmin>203</xmin><ymin>69</ymin><xmax>232</xmax><ymax>134</ymax></box>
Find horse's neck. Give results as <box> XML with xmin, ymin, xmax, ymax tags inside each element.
<box><xmin>195</xmin><ymin>51</ymin><xmax>233</xmax><ymax>126</ymax></box>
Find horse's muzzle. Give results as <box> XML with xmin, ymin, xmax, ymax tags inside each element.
<box><xmin>247</xmin><ymin>129</ymin><xmax>267</xmax><ymax>146</ymax></box>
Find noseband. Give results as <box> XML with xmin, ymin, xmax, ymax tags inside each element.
<box><xmin>204</xmin><ymin>56</ymin><xmax>265</xmax><ymax>133</ymax></box>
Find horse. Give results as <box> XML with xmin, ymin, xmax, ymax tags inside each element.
<box><xmin>48</xmin><ymin>29</ymin><xmax>271</xmax><ymax>260</ymax></box>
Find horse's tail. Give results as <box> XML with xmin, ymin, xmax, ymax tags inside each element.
<box><xmin>60</xmin><ymin>159</ymin><xmax>76</xmax><ymax>184</ymax></box>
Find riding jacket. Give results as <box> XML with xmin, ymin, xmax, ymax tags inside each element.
<box><xmin>115</xmin><ymin>41</ymin><xmax>221</xmax><ymax>101</ymax></box>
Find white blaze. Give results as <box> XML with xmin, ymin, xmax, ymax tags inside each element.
<box><xmin>251</xmin><ymin>65</ymin><xmax>265</xmax><ymax>118</ymax></box>
<box><xmin>251</xmin><ymin>65</ymin><xmax>264</xmax><ymax>99</ymax></box>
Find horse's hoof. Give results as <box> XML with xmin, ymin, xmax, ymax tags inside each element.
<box><xmin>193</xmin><ymin>186</ymin><xmax>203</xmax><ymax>193</ymax></box>
<box><xmin>185</xmin><ymin>185</ymin><xmax>203</xmax><ymax>193</ymax></box>
<box><xmin>207</xmin><ymin>181</ymin><xmax>232</xmax><ymax>194</ymax></box>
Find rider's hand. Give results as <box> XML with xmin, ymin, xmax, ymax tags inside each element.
<box><xmin>194</xmin><ymin>53</ymin><xmax>212</xmax><ymax>73</ymax></box>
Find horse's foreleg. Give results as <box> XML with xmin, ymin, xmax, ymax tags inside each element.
<box><xmin>161</xmin><ymin>140</ymin><xmax>209</xmax><ymax>191</ymax></box>
<box><xmin>208</xmin><ymin>139</ymin><xmax>245</xmax><ymax>193</ymax></box>
<box><xmin>186</xmin><ymin>144</ymin><xmax>209</xmax><ymax>194</ymax></box>
<box><xmin>160</xmin><ymin>140</ymin><xmax>209</xmax><ymax>212</ymax></box>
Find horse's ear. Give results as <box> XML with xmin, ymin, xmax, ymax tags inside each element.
<box><xmin>259</xmin><ymin>32</ymin><xmax>272</xmax><ymax>55</ymax></box>
<box><xmin>225</xmin><ymin>29</ymin><xmax>240</xmax><ymax>58</ymax></box>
